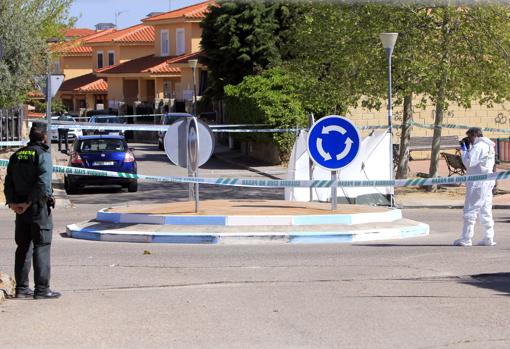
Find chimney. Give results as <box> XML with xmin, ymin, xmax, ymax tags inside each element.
<box><xmin>95</xmin><ymin>23</ymin><xmax>116</xmax><ymax>31</ymax></box>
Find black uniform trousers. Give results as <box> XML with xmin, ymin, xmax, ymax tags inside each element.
<box><xmin>58</xmin><ymin>129</ymin><xmax>69</xmax><ymax>151</ymax></box>
<box><xmin>14</xmin><ymin>201</ymin><xmax>53</xmax><ymax>293</ymax></box>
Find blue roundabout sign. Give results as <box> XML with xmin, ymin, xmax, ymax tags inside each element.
<box><xmin>307</xmin><ymin>115</ymin><xmax>361</xmax><ymax>171</ymax></box>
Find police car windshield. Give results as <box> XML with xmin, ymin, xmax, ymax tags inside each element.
<box><xmin>163</xmin><ymin>114</ymin><xmax>191</xmax><ymax>125</ymax></box>
<box><xmin>90</xmin><ymin>116</ymin><xmax>122</xmax><ymax>124</ymax></box>
<box><xmin>58</xmin><ymin>115</ymin><xmax>75</xmax><ymax>122</ymax></box>
<box><xmin>78</xmin><ymin>139</ymin><xmax>126</xmax><ymax>152</ymax></box>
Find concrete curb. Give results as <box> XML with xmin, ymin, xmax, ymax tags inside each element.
<box><xmin>66</xmin><ymin>222</ymin><xmax>430</xmax><ymax>245</ymax></box>
<box><xmin>96</xmin><ymin>208</ymin><xmax>403</xmax><ymax>226</ymax></box>
<box><xmin>398</xmin><ymin>204</ymin><xmax>510</xmax><ymax>209</ymax></box>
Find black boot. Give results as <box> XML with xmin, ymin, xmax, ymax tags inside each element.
<box><xmin>15</xmin><ymin>287</ymin><xmax>34</xmax><ymax>299</ymax></box>
<box><xmin>34</xmin><ymin>290</ymin><xmax>62</xmax><ymax>299</ymax></box>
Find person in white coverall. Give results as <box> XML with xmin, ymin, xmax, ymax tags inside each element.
<box><xmin>454</xmin><ymin>127</ymin><xmax>496</xmax><ymax>246</ymax></box>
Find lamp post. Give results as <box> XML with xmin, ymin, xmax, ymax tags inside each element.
<box><xmin>188</xmin><ymin>59</ymin><xmax>198</xmax><ymax>117</ymax></box>
<box><xmin>379</xmin><ymin>32</ymin><xmax>398</xmax><ymax>207</ymax></box>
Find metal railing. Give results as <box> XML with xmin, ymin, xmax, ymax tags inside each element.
<box><xmin>0</xmin><ymin>107</ymin><xmax>24</xmax><ymax>148</ymax></box>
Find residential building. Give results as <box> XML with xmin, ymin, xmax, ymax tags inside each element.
<box><xmin>64</xmin><ymin>28</ymin><xmax>95</xmax><ymax>41</ymax></box>
<box><xmin>55</xmin><ymin>24</ymin><xmax>155</xmax><ymax>115</ymax></box>
<box><xmin>53</xmin><ymin>29</ymin><xmax>115</xmax><ymax>114</ymax></box>
<box><xmin>96</xmin><ymin>0</ymin><xmax>214</xmax><ymax>113</ymax></box>
<box><xmin>52</xmin><ymin>29</ymin><xmax>115</xmax><ymax>80</ymax></box>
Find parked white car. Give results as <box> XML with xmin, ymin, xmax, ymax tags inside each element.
<box><xmin>50</xmin><ymin>115</ymin><xmax>83</xmax><ymax>142</ymax></box>
<box><xmin>158</xmin><ymin>112</ymin><xmax>193</xmax><ymax>150</ymax></box>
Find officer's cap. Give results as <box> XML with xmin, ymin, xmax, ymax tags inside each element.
<box><xmin>30</xmin><ymin>122</ymin><xmax>47</xmax><ymax>133</ymax></box>
<box><xmin>29</xmin><ymin>122</ymin><xmax>48</xmax><ymax>142</ymax></box>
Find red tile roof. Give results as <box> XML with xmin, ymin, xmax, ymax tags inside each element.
<box><xmin>53</xmin><ymin>29</ymin><xmax>116</xmax><ymax>55</ymax></box>
<box><xmin>96</xmin><ymin>55</ymin><xmax>182</xmax><ymax>75</ymax></box>
<box><xmin>168</xmin><ymin>51</ymin><xmax>204</xmax><ymax>64</ymax></box>
<box><xmin>86</xmin><ymin>24</ymin><xmax>154</xmax><ymax>44</ymax></box>
<box><xmin>27</xmin><ymin>91</ymin><xmax>45</xmax><ymax>99</ymax></box>
<box><xmin>142</xmin><ymin>0</ymin><xmax>216</xmax><ymax>22</ymax></box>
<box><xmin>65</xmin><ymin>28</ymin><xmax>95</xmax><ymax>38</ymax></box>
<box><xmin>27</xmin><ymin>112</ymin><xmax>46</xmax><ymax>118</ymax></box>
<box><xmin>59</xmin><ymin>73</ymin><xmax>108</xmax><ymax>93</ymax></box>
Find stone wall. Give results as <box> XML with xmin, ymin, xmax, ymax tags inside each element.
<box><xmin>348</xmin><ymin>97</ymin><xmax>510</xmax><ymax>159</ymax></box>
<box><xmin>0</xmin><ymin>272</ymin><xmax>15</xmax><ymax>303</ymax></box>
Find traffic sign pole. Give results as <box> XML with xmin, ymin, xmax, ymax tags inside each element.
<box><xmin>308</xmin><ymin>113</ymin><xmax>315</xmax><ymax>202</ymax></box>
<box><xmin>46</xmin><ymin>73</ymin><xmax>52</xmax><ymax>153</ymax></box>
<box><xmin>331</xmin><ymin>171</ymin><xmax>337</xmax><ymax>210</ymax></box>
<box><xmin>187</xmin><ymin>117</ymin><xmax>200</xmax><ymax>212</ymax></box>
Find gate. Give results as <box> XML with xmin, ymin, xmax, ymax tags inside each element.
<box><xmin>0</xmin><ymin>108</ymin><xmax>24</xmax><ymax>148</ymax></box>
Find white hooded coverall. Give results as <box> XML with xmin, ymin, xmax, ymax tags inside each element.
<box><xmin>460</xmin><ymin>137</ymin><xmax>496</xmax><ymax>242</ymax></box>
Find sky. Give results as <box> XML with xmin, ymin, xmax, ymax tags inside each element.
<box><xmin>70</xmin><ymin>0</ymin><xmax>205</xmax><ymax>29</ymax></box>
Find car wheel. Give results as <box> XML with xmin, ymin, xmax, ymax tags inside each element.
<box><xmin>64</xmin><ymin>177</ymin><xmax>79</xmax><ymax>195</ymax></box>
<box><xmin>128</xmin><ymin>180</ymin><xmax>138</xmax><ymax>193</ymax></box>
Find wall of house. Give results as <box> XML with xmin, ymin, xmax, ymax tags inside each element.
<box><xmin>154</xmin><ymin>21</ymin><xmax>202</xmax><ymax>57</ymax></box>
<box><xmin>85</xmin><ymin>94</ymin><xmax>96</xmax><ymax>110</ymax></box>
<box><xmin>91</xmin><ymin>46</ymin><xmax>120</xmax><ymax>70</ymax></box>
<box><xmin>107</xmin><ymin>77</ymin><xmax>124</xmax><ymax>101</ymax></box>
<box><xmin>155</xmin><ymin>79</ymin><xmax>165</xmax><ymax>99</ymax></box>
<box><xmin>61</xmin><ymin>56</ymin><xmax>93</xmax><ymax>79</ymax></box>
<box><xmin>119</xmin><ymin>45</ymin><xmax>155</xmax><ymax>63</ymax></box>
<box><xmin>190</xmin><ymin>22</ymin><xmax>202</xmax><ymax>53</ymax></box>
<box><xmin>176</xmin><ymin>67</ymin><xmax>196</xmax><ymax>100</ymax></box>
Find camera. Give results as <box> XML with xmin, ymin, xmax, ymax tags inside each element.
<box><xmin>459</xmin><ymin>137</ymin><xmax>471</xmax><ymax>150</ymax></box>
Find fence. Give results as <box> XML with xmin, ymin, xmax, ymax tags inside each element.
<box><xmin>496</xmin><ymin>138</ymin><xmax>510</xmax><ymax>162</ymax></box>
<box><xmin>0</xmin><ymin>108</ymin><xmax>24</xmax><ymax>148</ymax></box>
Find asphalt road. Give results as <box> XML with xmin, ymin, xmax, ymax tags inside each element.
<box><xmin>1</xmin><ymin>144</ymin><xmax>509</xmax><ymax>348</ymax></box>
<box><xmin>59</xmin><ymin>143</ymin><xmax>284</xmax><ymax>207</ymax></box>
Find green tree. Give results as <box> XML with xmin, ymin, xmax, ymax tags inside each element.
<box><xmin>0</xmin><ymin>0</ymin><xmax>73</xmax><ymax>107</ymax></box>
<box><xmin>287</xmin><ymin>2</ymin><xmax>510</xmax><ymax>180</ymax></box>
<box><xmin>200</xmin><ymin>0</ymin><xmax>302</xmax><ymax>99</ymax></box>
<box><xmin>224</xmin><ymin>67</ymin><xmax>307</xmax><ymax>159</ymax></box>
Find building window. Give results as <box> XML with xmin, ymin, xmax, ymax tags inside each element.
<box><xmin>176</xmin><ymin>28</ymin><xmax>185</xmax><ymax>55</ymax></box>
<box><xmin>161</xmin><ymin>30</ymin><xmax>169</xmax><ymax>56</ymax></box>
<box><xmin>108</xmin><ymin>51</ymin><xmax>115</xmax><ymax>66</ymax></box>
<box><xmin>97</xmin><ymin>51</ymin><xmax>104</xmax><ymax>69</ymax></box>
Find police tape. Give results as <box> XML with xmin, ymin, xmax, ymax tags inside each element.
<box><xmin>48</xmin><ymin>122</ymin><xmax>304</xmax><ymax>133</ymax></box>
<box><xmin>0</xmin><ymin>158</ymin><xmax>508</xmax><ymax>188</ymax></box>
<box><xmin>73</xmin><ymin>113</ymin><xmax>165</xmax><ymax>119</ymax></box>
<box><xmin>0</xmin><ymin>141</ymin><xmax>27</xmax><ymax>147</ymax></box>
<box><xmin>48</xmin><ymin>119</ymin><xmax>510</xmax><ymax>134</ymax></box>
<box><xmin>409</xmin><ymin>121</ymin><xmax>510</xmax><ymax>133</ymax></box>
<box><xmin>49</xmin><ymin>121</ymin><xmax>389</xmax><ymax>133</ymax></box>
<box><xmin>27</xmin><ymin>117</ymin><xmax>510</xmax><ymax>135</ymax></box>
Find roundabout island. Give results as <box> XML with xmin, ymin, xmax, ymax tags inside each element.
<box><xmin>67</xmin><ymin>200</ymin><xmax>429</xmax><ymax>244</ymax></box>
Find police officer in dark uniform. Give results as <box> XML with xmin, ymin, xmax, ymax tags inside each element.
<box><xmin>57</xmin><ymin>114</ymin><xmax>73</xmax><ymax>153</ymax></box>
<box><xmin>4</xmin><ymin>123</ymin><xmax>61</xmax><ymax>299</ymax></box>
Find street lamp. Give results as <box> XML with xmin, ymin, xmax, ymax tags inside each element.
<box><xmin>188</xmin><ymin>59</ymin><xmax>198</xmax><ymax>117</ymax></box>
<box><xmin>379</xmin><ymin>32</ymin><xmax>398</xmax><ymax>207</ymax></box>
